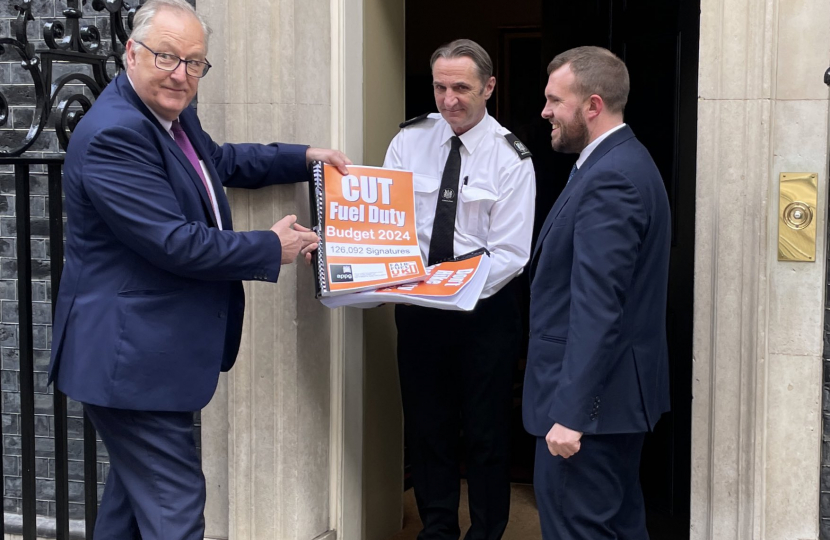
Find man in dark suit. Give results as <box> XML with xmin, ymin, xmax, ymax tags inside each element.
<box><xmin>47</xmin><ymin>0</ymin><xmax>350</xmax><ymax>538</ymax></box>
<box><xmin>523</xmin><ymin>46</ymin><xmax>671</xmax><ymax>539</ymax></box>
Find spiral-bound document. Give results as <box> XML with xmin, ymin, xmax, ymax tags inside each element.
<box><xmin>308</xmin><ymin>162</ymin><xmax>427</xmax><ymax>297</ymax></box>
<box><xmin>320</xmin><ymin>249</ymin><xmax>492</xmax><ymax>311</ymax></box>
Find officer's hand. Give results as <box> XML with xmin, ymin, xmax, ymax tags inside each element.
<box><xmin>306</xmin><ymin>147</ymin><xmax>352</xmax><ymax>175</ymax></box>
<box><xmin>546</xmin><ymin>423</ymin><xmax>583</xmax><ymax>459</ymax></box>
<box><xmin>271</xmin><ymin>215</ymin><xmax>319</xmax><ymax>265</ymax></box>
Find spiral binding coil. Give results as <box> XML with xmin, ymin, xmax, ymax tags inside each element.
<box><xmin>311</xmin><ymin>161</ymin><xmax>328</xmax><ymax>293</ymax></box>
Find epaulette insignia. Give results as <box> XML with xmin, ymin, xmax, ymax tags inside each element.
<box><xmin>504</xmin><ymin>133</ymin><xmax>532</xmax><ymax>160</ymax></box>
<box><xmin>399</xmin><ymin>113</ymin><xmax>431</xmax><ymax>129</ymax></box>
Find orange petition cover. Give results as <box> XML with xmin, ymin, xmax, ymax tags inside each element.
<box><xmin>375</xmin><ymin>254</ymin><xmax>484</xmax><ymax>297</ymax></box>
<box><xmin>309</xmin><ymin>162</ymin><xmax>427</xmax><ymax>296</ymax></box>
<box><xmin>320</xmin><ymin>250</ymin><xmax>491</xmax><ymax>312</ymax></box>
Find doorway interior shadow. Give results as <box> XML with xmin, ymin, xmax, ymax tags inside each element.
<box><xmin>402</xmin><ymin>2</ymin><xmax>699</xmax><ymax>539</ymax></box>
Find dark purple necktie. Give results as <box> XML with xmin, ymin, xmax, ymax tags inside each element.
<box><xmin>171</xmin><ymin>119</ymin><xmax>215</xmax><ymax>210</ymax></box>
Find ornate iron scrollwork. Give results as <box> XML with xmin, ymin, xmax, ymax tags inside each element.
<box><xmin>0</xmin><ymin>1</ymin><xmax>48</xmax><ymax>155</ymax></box>
<box><xmin>0</xmin><ymin>0</ymin><xmax>144</xmax><ymax>157</ymax></box>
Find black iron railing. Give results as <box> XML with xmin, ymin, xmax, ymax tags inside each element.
<box><xmin>0</xmin><ymin>1</ymin><xmax>142</xmax><ymax>538</ymax></box>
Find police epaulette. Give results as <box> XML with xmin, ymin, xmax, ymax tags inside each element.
<box><xmin>504</xmin><ymin>133</ymin><xmax>532</xmax><ymax>160</ymax></box>
<box><xmin>399</xmin><ymin>113</ymin><xmax>431</xmax><ymax>129</ymax></box>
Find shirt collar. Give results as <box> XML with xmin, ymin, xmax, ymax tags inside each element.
<box><xmin>440</xmin><ymin>111</ymin><xmax>491</xmax><ymax>155</ymax></box>
<box><xmin>126</xmin><ymin>74</ymin><xmax>175</xmax><ymax>136</ymax></box>
<box><xmin>576</xmin><ymin>122</ymin><xmax>627</xmax><ymax>169</ymax></box>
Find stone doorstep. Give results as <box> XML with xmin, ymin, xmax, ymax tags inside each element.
<box><xmin>0</xmin><ymin>516</ymin><xmax>292</xmax><ymax>540</ymax></box>
<box><xmin>3</xmin><ymin>512</ymin><xmax>86</xmax><ymax>540</ymax></box>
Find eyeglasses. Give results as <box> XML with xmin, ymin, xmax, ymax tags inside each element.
<box><xmin>134</xmin><ymin>40</ymin><xmax>212</xmax><ymax>78</ymax></box>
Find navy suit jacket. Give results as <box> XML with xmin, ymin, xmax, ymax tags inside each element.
<box><xmin>48</xmin><ymin>73</ymin><xmax>309</xmax><ymax>412</ymax></box>
<box><xmin>522</xmin><ymin>125</ymin><xmax>671</xmax><ymax>436</ymax></box>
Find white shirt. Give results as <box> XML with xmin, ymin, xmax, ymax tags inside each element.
<box><xmin>576</xmin><ymin>123</ymin><xmax>627</xmax><ymax>169</ymax></box>
<box><xmin>126</xmin><ymin>75</ymin><xmax>223</xmax><ymax>229</ymax></box>
<box><xmin>383</xmin><ymin>112</ymin><xmax>536</xmax><ymax>299</ymax></box>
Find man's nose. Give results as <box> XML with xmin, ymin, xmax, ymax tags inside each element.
<box><xmin>170</xmin><ymin>61</ymin><xmax>188</xmax><ymax>81</ymax></box>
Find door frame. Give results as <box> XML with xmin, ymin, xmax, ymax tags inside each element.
<box><xmin>329</xmin><ymin>2</ymin><xmax>366</xmax><ymax>540</ymax></box>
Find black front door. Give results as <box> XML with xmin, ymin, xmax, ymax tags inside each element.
<box><xmin>403</xmin><ymin>2</ymin><xmax>698</xmax><ymax>537</ymax></box>
<box><xmin>538</xmin><ymin>1</ymin><xmax>700</xmax><ymax>538</ymax></box>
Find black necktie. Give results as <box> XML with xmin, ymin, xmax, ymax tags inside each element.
<box><xmin>428</xmin><ymin>136</ymin><xmax>463</xmax><ymax>265</ymax></box>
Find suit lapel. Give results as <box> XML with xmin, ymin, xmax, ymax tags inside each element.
<box><xmin>532</xmin><ymin>175</ymin><xmax>577</xmax><ymax>261</ymax></box>
<box><xmin>159</xmin><ymin>133</ymin><xmax>218</xmax><ymax>228</ymax></box>
<box><xmin>530</xmin><ymin>125</ymin><xmax>637</xmax><ymax>279</ymax></box>
<box><xmin>114</xmin><ymin>75</ymin><xmax>219</xmax><ymax>228</ymax></box>
<box><xmin>178</xmin><ymin>113</ymin><xmax>233</xmax><ymax>229</ymax></box>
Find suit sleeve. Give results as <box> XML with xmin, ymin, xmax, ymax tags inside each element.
<box><xmin>181</xmin><ymin>108</ymin><xmax>308</xmax><ymax>190</ymax></box>
<box><xmin>82</xmin><ymin>125</ymin><xmax>283</xmax><ymax>282</ymax></box>
<box><xmin>550</xmin><ymin>169</ymin><xmax>647</xmax><ymax>432</ymax></box>
<box><xmin>199</xmin><ymin>131</ymin><xmax>310</xmax><ymax>190</ymax></box>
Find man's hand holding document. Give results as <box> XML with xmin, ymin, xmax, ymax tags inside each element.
<box><xmin>309</xmin><ymin>162</ymin><xmax>490</xmax><ymax>311</ymax></box>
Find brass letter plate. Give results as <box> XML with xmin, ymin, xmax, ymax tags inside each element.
<box><xmin>778</xmin><ymin>172</ymin><xmax>818</xmax><ymax>262</ymax></box>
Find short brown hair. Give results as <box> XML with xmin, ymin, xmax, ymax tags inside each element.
<box><xmin>547</xmin><ymin>46</ymin><xmax>629</xmax><ymax>114</ymax></box>
<box><xmin>430</xmin><ymin>39</ymin><xmax>493</xmax><ymax>88</ymax></box>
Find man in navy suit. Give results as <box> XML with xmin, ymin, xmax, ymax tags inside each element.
<box><xmin>47</xmin><ymin>0</ymin><xmax>350</xmax><ymax>538</ymax></box>
<box><xmin>523</xmin><ymin>46</ymin><xmax>671</xmax><ymax>539</ymax></box>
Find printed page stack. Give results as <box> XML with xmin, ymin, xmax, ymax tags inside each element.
<box><xmin>320</xmin><ymin>250</ymin><xmax>491</xmax><ymax>311</ymax></box>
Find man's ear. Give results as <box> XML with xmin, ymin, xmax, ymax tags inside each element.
<box><xmin>125</xmin><ymin>39</ymin><xmax>137</xmax><ymax>70</ymax></box>
<box><xmin>586</xmin><ymin>94</ymin><xmax>604</xmax><ymax>120</ymax></box>
<box><xmin>483</xmin><ymin>76</ymin><xmax>496</xmax><ymax>100</ymax></box>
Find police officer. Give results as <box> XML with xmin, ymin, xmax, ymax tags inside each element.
<box><xmin>383</xmin><ymin>39</ymin><xmax>536</xmax><ymax>540</ymax></box>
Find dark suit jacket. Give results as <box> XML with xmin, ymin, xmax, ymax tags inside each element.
<box><xmin>522</xmin><ymin>125</ymin><xmax>671</xmax><ymax>436</ymax></box>
<box><xmin>48</xmin><ymin>73</ymin><xmax>309</xmax><ymax>412</ymax></box>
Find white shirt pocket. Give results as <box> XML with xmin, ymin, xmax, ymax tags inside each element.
<box><xmin>458</xmin><ymin>186</ymin><xmax>498</xmax><ymax>238</ymax></box>
<box><xmin>413</xmin><ymin>173</ymin><xmax>441</xmax><ymax>230</ymax></box>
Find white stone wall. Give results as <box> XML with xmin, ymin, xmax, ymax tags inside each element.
<box><xmin>692</xmin><ymin>0</ymin><xmax>830</xmax><ymax>539</ymax></box>
<box><xmin>196</xmin><ymin>1</ymin><xmax>334</xmax><ymax>538</ymax></box>
<box><xmin>190</xmin><ymin>0</ymin><xmax>830</xmax><ymax>538</ymax></box>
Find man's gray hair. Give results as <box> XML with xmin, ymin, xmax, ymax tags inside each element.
<box><xmin>123</xmin><ymin>0</ymin><xmax>211</xmax><ymax>65</ymax></box>
<box><xmin>430</xmin><ymin>39</ymin><xmax>493</xmax><ymax>88</ymax></box>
